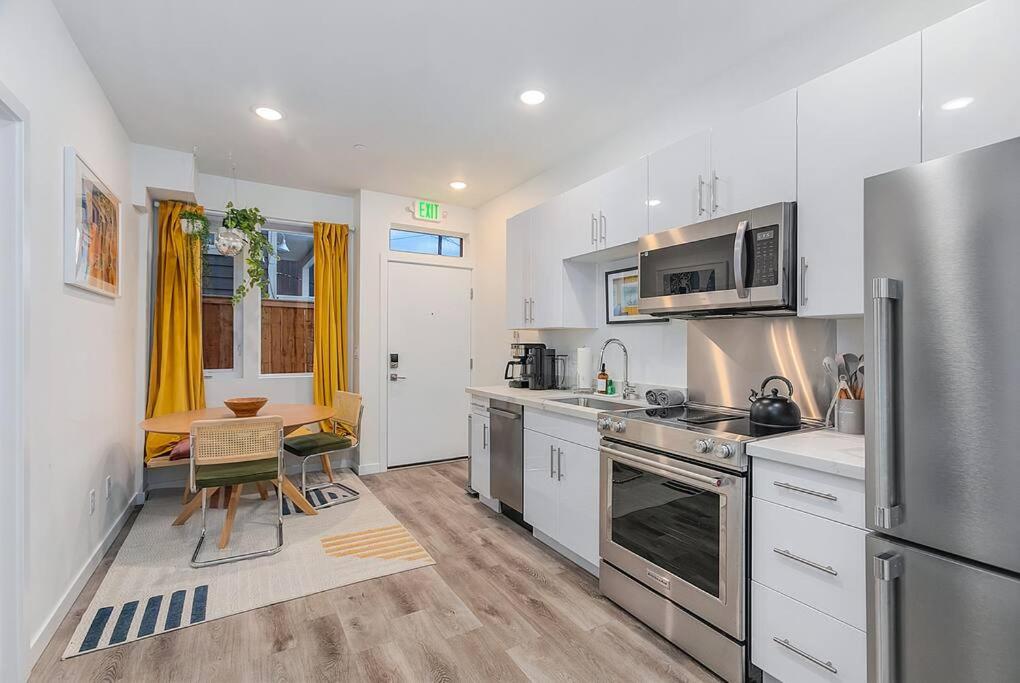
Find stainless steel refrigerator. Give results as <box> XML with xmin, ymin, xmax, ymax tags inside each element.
<box><xmin>864</xmin><ymin>137</ymin><xmax>1020</xmax><ymax>682</ymax></box>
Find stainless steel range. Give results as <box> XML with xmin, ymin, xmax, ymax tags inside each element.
<box><xmin>597</xmin><ymin>403</ymin><xmax>817</xmax><ymax>683</ymax></box>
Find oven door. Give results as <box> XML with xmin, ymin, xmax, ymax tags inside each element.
<box><xmin>637</xmin><ymin>202</ymin><xmax>793</xmax><ymax>316</ymax></box>
<box><xmin>600</xmin><ymin>439</ymin><xmax>746</xmax><ymax>639</ymax></box>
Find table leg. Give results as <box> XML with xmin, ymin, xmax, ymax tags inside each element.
<box><xmin>279</xmin><ymin>475</ymin><xmax>318</xmax><ymax>516</ymax></box>
<box><xmin>173</xmin><ymin>487</ymin><xmax>219</xmax><ymax>526</ymax></box>
<box><xmin>218</xmin><ymin>484</ymin><xmax>243</xmax><ymax>549</ymax></box>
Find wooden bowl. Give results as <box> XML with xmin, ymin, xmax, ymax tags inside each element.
<box><xmin>224</xmin><ymin>397</ymin><xmax>268</xmax><ymax>417</ymax></box>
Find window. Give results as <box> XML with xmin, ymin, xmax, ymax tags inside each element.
<box><xmin>261</xmin><ymin>229</ymin><xmax>315</xmax><ymax>374</ymax></box>
<box><xmin>389</xmin><ymin>228</ymin><xmax>462</xmax><ymax>257</ymax></box>
<box><xmin>201</xmin><ymin>244</ymin><xmax>235</xmax><ymax>370</ymax></box>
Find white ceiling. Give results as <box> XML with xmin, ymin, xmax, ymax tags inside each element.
<box><xmin>54</xmin><ymin>0</ymin><xmax>859</xmax><ymax>207</ymax></box>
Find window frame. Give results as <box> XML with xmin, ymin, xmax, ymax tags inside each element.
<box><xmin>388</xmin><ymin>226</ymin><xmax>464</xmax><ymax>258</ymax></box>
<box><xmin>259</xmin><ymin>224</ymin><xmax>316</xmax><ymax>377</ymax></box>
<box><xmin>201</xmin><ymin>218</ymin><xmax>243</xmax><ymax>376</ymax></box>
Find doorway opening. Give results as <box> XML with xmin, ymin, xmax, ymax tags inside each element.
<box><xmin>0</xmin><ymin>86</ymin><xmax>27</xmax><ymax>682</ymax></box>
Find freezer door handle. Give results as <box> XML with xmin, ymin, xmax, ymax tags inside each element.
<box><xmin>873</xmin><ymin>277</ymin><xmax>903</xmax><ymax>529</ymax></box>
<box><xmin>872</xmin><ymin>551</ymin><xmax>903</xmax><ymax>683</ymax></box>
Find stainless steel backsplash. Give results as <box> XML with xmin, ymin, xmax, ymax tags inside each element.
<box><xmin>686</xmin><ymin>318</ymin><xmax>836</xmax><ymax>420</ymax></box>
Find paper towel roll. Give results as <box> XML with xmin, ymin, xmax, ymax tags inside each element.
<box><xmin>576</xmin><ymin>347</ymin><xmax>592</xmax><ymax>390</ymax></box>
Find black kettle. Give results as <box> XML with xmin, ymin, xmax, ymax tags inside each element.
<box><xmin>748</xmin><ymin>375</ymin><xmax>801</xmax><ymax>427</ymax></box>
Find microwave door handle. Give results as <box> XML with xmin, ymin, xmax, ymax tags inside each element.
<box><xmin>733</xmin><ymin>219</ymin><xmax>750</xmax><ymax>299</ymax></box>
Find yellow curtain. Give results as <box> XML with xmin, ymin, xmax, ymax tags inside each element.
<box><xmin>144</xmin><ymin>201</ymin><xmax>206</xmax><ymax>461</ymax></box>
<box><xmin>312</xmin><ymin>222</ymin><xmax>350</xmax><ymax>430</ymax></box>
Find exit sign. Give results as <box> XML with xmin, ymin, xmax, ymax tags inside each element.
<box><xmin>414</xmin><ymin>199</ymin><xmax>442</xmax><ymax>222</ymax></box>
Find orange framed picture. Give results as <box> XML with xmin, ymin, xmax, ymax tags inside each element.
<box><xmin>63</xmin><ymin>147</ymin><xmax>120</xmax><ymax>297</ymax></box>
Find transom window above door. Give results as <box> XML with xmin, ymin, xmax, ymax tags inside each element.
<box><xmin>389</xmin><ymin>228</ymin><xmax>462</xmax><ymax>257</ymax></box>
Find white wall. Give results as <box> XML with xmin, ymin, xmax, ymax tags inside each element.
<box><xmin>472</xmin><ymin>0</ymin><xmax>980</xmax><ymax>390</ymax></box>
<box><xmin>355</xmin><ymin>190</ymin><xmax>476</xmax><ymax>473</ymax></box>
<box><xmin>0</xmin><ymin>0</ymin><xmax>136</xmax><ymax>672</ymax></box>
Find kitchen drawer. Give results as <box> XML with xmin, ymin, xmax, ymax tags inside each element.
<box><xmin>753</xmin><ymin>458</ymin><xmax>864</xmax><ymax>528</ymax></box>
<box><xmin>523</xmin><ymin>407</ymin><xmax>598</xmax><ymax>450</ymax></box>
<box><xmin>752</xmin><ymin>581</ymin><xmax>866</xmax><ymax>683</ymax></box>
<box><xmin>470</xmin><ymin>395</ymin><xmax>489</xmax><ymax>413</ymax></box>
<box><xmin>752</xmin><ymin>498</ymin><xmax>866</xmax><ymax>629</ymax></box>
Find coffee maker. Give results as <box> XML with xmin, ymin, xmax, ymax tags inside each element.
<box><xmin>526</xmin><ymin>347</ymin><xmax>567</xmax><ymax>391</ymax></box>
<box><xmin>505</xmin><ymin>342</ymin><xmax>545</xmax><ymax>388</ymax></box>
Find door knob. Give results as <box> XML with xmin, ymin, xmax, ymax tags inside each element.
<box><xmin>389</xmin><ymin>373</ymin><xmax>407</xmax><ymax>381</ymax></box>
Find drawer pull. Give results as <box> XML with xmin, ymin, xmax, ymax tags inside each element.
<box><xmin>772</xmin><ymin>637</ymin><xmax>838</xmax><ymax>674</ymax></box>
<box><xmin>773</xmin><ymin>547</ymin><xmax>838</xmax><ymax>576</ymax></box>
<box><xmin>773</xmin><ymin>480</ymin><xmax>837</xmax><ymax>501</ymax></box>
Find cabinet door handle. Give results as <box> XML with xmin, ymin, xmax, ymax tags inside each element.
<box><xmin>591</xmin><ymin>213</ymin><xmax>598</xmax><ymax>246</ymax></box>
<box><xmin>523</xmin><ymin>298</ymin><xmax>528</xmax><ymax>325</ymax></box>
<box><xmin>549</xmin><ymin>445</ymin><xmax>555</xmax><ymax>478</ymax></box>
<box><xmin>482</xmin><ymin>423</ymin><xmax>488</xmax><ymax>449</ymax></box>
<box><xmin>771</xmin><ymin>637</ymin><xmax>837</xmax><ymax>674</ymax></box>
<box><xmin>557</xmin><ymin>447</ymin><xmax>563</xmax><ymax>481</ymax></box>
<box><xmin>773</xmin><ymin>547</ymin><xmax>838</xmax><ymax>576</ymax></box>
<box><xmin>697</xmin><ymin>174</ymin><xmax>705</xmax><ymax>216</ymax></box>
<box><xmin>529</xmin><ymin>298</ymin><xmax>535</xmax><ymax>323</ymax></box>
<box><xmin>599</xmin><ymin>212</ymin><xmax>606</xmax><ymax>243</ymax></box>
<box><xmin>711</xmin><ymin>172</ymin><xmax>719</xmax><ymax>213</ymax></box>
<box><xmin>800</xmin><ymin>256</ymin><xmax>808</xmax><ymax>306</ymax></box>
<box><xmin>772</xmin><ymin>480</ymin><xmax>837</xmax><ymax>501</ymax></box>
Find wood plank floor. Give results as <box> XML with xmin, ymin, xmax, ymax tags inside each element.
<box><xmin>30</xmin><ymin>460</ymin><xmax>719</xmax><ymax>682</ymax></box>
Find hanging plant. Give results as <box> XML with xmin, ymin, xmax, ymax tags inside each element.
<box><xmin>179</xmin><ymin>208</ymin><xmax>211</xmax><ymax>241</ymax></box>
<box><xmin>217</xmin><ymin>201</ymin><xmax>274</xmax><ymax>303</ymax></box>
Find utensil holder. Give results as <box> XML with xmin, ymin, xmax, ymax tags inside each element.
<box><xmin>836</xmin><ymin>398</ymin><xmax>864</xmax><ymax>435</ymax></box>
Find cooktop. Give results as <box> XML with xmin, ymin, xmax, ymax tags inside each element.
<box><xmin>623</xmin><ymin>403</ymin><xmax>813</xmax><ymax>439</ymax></box>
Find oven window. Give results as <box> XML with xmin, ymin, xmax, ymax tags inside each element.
<box><xmin>611</xmin><ymin>461</ymin><xmax>721</xmax><ymax>597</ymax></box>
<box><xmin>639</xmin><ymin>233</ymin><xmax>735</xmax><ymax>299</ymax></box>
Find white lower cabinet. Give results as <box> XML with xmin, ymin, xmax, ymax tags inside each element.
<box><xmin>523</xmin><ymin>424</ymin><xmax>599</xmax><ymax>569</ymax></box>
<box><xmin>752</xmin><ymin>582</ymin><xmax>866</xmax><ymax>683</ymax></box>
<box><xmin>469</xmin><ymin>409</ymin><xmax>491</xmax><ymax>499</ymax></box>
<box><xmin>751</xmin><ymin>455</ymin><xmax>867</xmax><ymax>682</ymax></box>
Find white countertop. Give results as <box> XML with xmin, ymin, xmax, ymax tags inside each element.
<box><xmin>466</xmin><ymin>385</ymin><xmax>651</xmax><ymax>421</ymax></box>
<box><xmin>747</xmin><ymin>429</ymin><xmax>865</xmax><ymax>480</ymax></box>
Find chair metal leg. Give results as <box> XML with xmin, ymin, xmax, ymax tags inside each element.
<box><xmin>190</xmin><ymin>483</ymin><xmax>284</xmax><ymax>568</ymax></box>
<box><xmin>296</xmin><ymin>453</ymin><xmax>360</xmax><ymax>510</ymax></box>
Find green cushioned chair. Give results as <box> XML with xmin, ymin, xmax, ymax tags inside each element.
<box><xmin>189</xmin><ymin>415</ymin><xmax>285</xmax><ymax>568</ymax></box>
<box><xmin>283</xmin><ymin>390</ymin><xmax>363</xmax><ymax>510</ymax></box>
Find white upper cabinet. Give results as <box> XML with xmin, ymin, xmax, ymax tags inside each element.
<box><xmin>710</xmin><ymin>90</ymin><xmax>798</xmax><ymax>217</ymax></box>
<box><xmin>797</xmin><ymin>34</ymin><xmax>922</xmax><ymax>318</ymax></box>
<box><xmin>505</xmin><ymin>210</ymin><xmax>531</xmax><ymax>329</ymax></box>
<box><xmin>648</xmin><ymin>130</ymin><xmax>712</xmax><ymax>232</ymax></box>
<box><xmin>596</xmin><ymin>157</ymin><xmax>649</xmax><ymax>250</ymax></box>
<box><xmin>529</xmin><ymin>195</ymin><xmax>567</xmax><ymax>329</ymax></box>
<box><xmin>922</xmin><ymin>0</ymin><xmax>1020</xmax><ymax>162</ymax></box>
<box><xmin>562</xmin><ymin>177</ymin><xmax>602</xmax><ymax>259</ymax></box>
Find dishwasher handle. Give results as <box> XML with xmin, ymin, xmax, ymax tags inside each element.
<box><xmin>488</xmin><ymin>407</ymin><xmax>521</xmax><ymax>420</ymax></box>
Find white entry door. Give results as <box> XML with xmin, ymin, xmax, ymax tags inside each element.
<box><xmin>387</xmin><ymin>261</ymin><xmax>471</xmax><ymax>467</ymax></box>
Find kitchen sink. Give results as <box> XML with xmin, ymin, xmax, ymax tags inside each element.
<box><xmin>549</xmin><ymin>396</ymin><xmax>634</xmax><ymax>411</ymax></box>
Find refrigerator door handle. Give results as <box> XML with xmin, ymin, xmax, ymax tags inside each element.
<box><xmin>872</xmin><ymin>551</ymin><xmax>903</xmax><ymax>683</ymax></box>
<box><xmin>873</xmin><ymin>277</ymin><xmax>903</xmax><ymax>529</ymax></box>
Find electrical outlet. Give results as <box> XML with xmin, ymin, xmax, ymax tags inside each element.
<box><xmin>89</xmin><ymin>489</ymin><xmax>96</xmax><ymax>515</ymax></box>
<box><xmin>105</xmin><ymin>476</ymin><xmax>112</xmax><ymax>500</ymax></box>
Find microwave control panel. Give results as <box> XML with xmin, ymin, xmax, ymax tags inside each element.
<box><xmin>749</xmin><ymin>225</ymin><xmax>779</xmax><ymax>287</ymax></box>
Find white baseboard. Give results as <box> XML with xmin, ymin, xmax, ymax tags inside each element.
<box><xmin>28</xmin><ymin>495</ymin><xmax>138</xmax><ymax>669</ymax></box>
<box><xmin>532</xmin><ymin>529</ymin><xmax>599</xmax><ymax>577</ymax></box>
<box><xmin>353</xmin><ymin>462</ymin><xmax>384</xmax><ymax>475</ymax></box>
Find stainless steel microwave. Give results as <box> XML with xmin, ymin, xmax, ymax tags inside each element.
<box><xmin>637</xmin><ymin>202</ymin><xmax>796</xmax><ymax>318</ymax></box>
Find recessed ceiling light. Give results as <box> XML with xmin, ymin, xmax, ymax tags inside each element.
<box><xmin>646</xmin><ymin>199</ymin><xmax>662</xmax><ymax>207</ymax></box>
<box><xmin>254</xmin><ymin>106</ymin><xmax>283</xmax><ymax>121</ymax></box>
<box><xmin>520</xmin><ymin>90</ymin><xmax>546</xmax><ymax>106</ymax></box>
<box><xmin>941</xmin><ymin>97</ymin><xmax>974</xmax><ymax>111</ymax></box>
<box><xmin>352</xmin><ymin>143</ymin><xmax>367</xmax><ymax>151</ymax></box>
<box><xmin>449</xmin><ymin>180</ymin><xmax>467</xmax><ymax>190</ymax></box>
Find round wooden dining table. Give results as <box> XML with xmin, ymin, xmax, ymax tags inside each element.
<box><xmin>140</xmin><ymin>403</ymin><xmax>336</xmax><ymax>523</ymax></box>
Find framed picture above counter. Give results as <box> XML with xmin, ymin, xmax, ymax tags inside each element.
<box><xmin>605</xmin><ymin>266</ymin><xmax>663</xmax><ymax>324</ymax></box>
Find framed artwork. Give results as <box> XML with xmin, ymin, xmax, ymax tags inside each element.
<box><xmin>605</xmin><ymin>266</ymin><xmax>663</xmax><ymax>324</ymax></box>
<box><xmin>64</xmin><ymin>147</ymin><xmax>120</xmax><ymax>297</ymax></box>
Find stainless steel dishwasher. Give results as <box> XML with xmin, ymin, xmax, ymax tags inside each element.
<box><xmin>487</xmin><ymin>399</ymin><xmax>523</xmax><ymax>513</ymax></box>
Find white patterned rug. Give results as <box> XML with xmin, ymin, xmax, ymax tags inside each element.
<box><xmin>62</xmin><ymin>470</ymin><xmax>433</xmax><ymax>658</ymax></box>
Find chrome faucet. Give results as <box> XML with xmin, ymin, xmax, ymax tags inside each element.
<box><xmin>599</xmin><ymin>338</ymin><xmax>640</xmax><ymax>400</ymax></box>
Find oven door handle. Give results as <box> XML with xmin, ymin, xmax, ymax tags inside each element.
<box><xmin>733</xmin><ymin>219</ymin><xmax>750</xmax><ymax>299</ymax></box>
<box><xmin>601</xmin><ymin>446</ymin><xmax>723</xmax><ymax>488</ymax></box>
